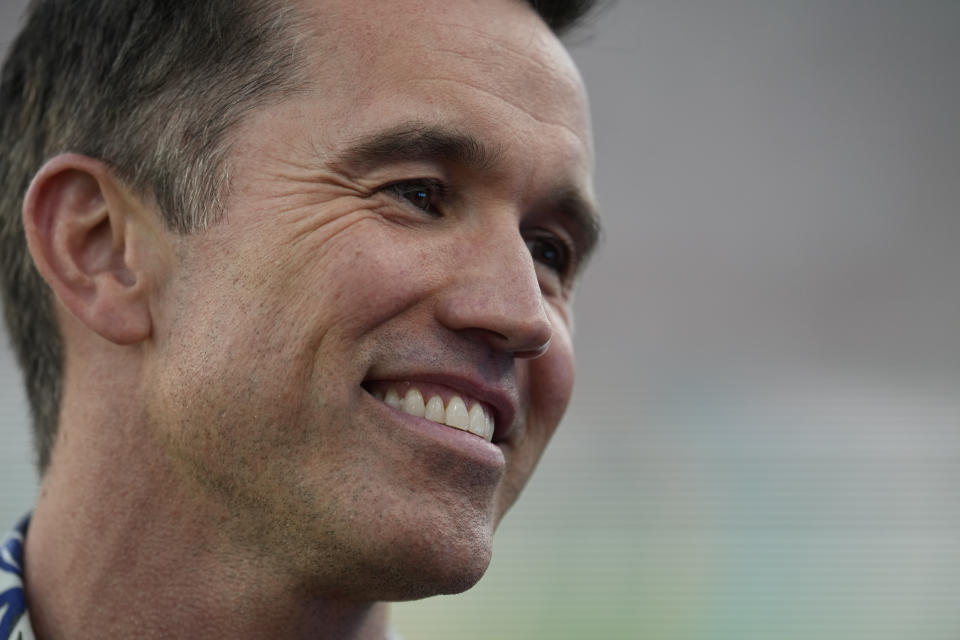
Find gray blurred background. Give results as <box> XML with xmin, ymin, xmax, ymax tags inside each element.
<box><xmin>2</xmin><ymin>1</ymin><xmax>958</xmax><ymax>638</ymax></box>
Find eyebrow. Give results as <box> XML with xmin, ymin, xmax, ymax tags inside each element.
<box><xmin>339</xmin><ymin>123</ymin><xmax>502</xmax><ymax>172</ymax></box>
<box><xmin>336</xmin><ymin>122</ymin><xmax>603</xmax><ymax>265</ymax></box>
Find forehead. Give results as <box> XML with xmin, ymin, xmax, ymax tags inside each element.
<box><xmin>287</xmin><ymin>0</ymin><xmax>593</xmax><ymax>172</ymax></box>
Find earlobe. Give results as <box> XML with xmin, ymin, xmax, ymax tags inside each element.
<box><xmin>23</xmin><ymin>154</ymin><xmax>154</xmax><ymax>345</ymax></box>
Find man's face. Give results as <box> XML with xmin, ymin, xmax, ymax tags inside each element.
<box><xmin>146</xmin><ymin>0</ymin><xmax>596</xmax><ymax>599</ymax></box>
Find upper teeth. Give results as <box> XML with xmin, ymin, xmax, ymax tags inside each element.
<box><xmin>380</xmin><ymin>386</ymin><xmax>495</xmax><ymax>442</ymax></box>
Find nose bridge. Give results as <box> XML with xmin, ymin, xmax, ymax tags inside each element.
<box><xmin>435</xmin><ymin>217</ymin><xmax>552</xmax><ymax>358</ymax></box>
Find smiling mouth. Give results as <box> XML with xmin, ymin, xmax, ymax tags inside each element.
<box><xmin>364</xmin><ymin>381</ymin><xmax>496</xmax><ymax>442</ymax></box>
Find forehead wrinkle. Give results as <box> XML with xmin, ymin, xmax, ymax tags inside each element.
<box><xmin>426</xmin><ymin>14</ymin><xmax>587</xmax><ymax>99</ymax></box>
<box><xmin>431</xmin><ymin>26</ymin><xmax>579</xmax><ymax>90</ymax></box>
<box><xmin>420</xmin><ymin>74</ymin><xmax>590</xmax><ymax>152</ymax></box>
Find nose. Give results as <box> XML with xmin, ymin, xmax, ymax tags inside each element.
<box><xmin>434</xmin><ymin>224</ymin><xmax>553</xmax><ymax>359</ymax></box>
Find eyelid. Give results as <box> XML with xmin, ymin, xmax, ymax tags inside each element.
<box><xmin>524</xmin><ymin>228</ymin><xmax>578</xmax><ymax>295</ymax></box>
<box><xmin>526</xmin><ymin>226</ymin><xmax>577</xmax><ymax>269</ymax></box>
<box><xmin>382</xmin><ymin>177</ymin><xmax>447</xmax><ymax>194</ymax></box>
<box><xmin>379</xmin><ymin>178</ymin><xmax>449</xmax><ymax>216</ymax></box>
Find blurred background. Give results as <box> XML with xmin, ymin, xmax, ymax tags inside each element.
<box><xmin>2</xmin><ymin>1</ymin><xmax>959</xmax><ymax>638</ymax></box>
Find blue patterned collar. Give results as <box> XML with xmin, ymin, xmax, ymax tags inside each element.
<box><xmin>0</xmin><ymin>515</ymin><xmax>404</xmax><ymax>639</ymax></box>
<box><xmin>0</xmin><ymin>516</ymin><xmax>34</xmax><ymax>640</ymax></box>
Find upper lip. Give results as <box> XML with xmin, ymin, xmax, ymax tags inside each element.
<box><xmin>363</xmin><ymin>371</ymin><xmax>518</xmax><ymax>443</ymax></box>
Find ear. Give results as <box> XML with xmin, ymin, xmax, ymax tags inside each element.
<box><xmin>23</xmin><ymin>154</ymin><xmax>157</xmax><ymax>345</ymax></box>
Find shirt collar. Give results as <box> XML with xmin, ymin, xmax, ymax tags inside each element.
<box><xmin>0</xmin><ymin>515</ymin><xmax>404</xmax><ymax>640</ymax></box>
<box><xmin>0</xmin><ymin>515</ymin><xmax>35</xmax><ymax>640</ymax></box>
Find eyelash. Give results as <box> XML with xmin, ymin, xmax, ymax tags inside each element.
<box><xmin>381</xmin><ymin>178</ymin><xmax>448</xmax><ymax>217</ymax></box>
<box><xmin>380</xmin><ymin>178</ymin><xmax>575</xmax><ymax>281</ymax></box>
<box><xmin>526</xmin><ymin>232</ymin><xmax>574</xmax><ymax>281</ymax></box>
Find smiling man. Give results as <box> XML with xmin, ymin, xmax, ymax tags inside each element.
<box><xmin>0</xmin><ymin>0</ymin><xmax>600</xmax><ymax>637</ymax></box>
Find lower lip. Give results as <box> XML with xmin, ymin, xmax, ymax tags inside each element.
<box><xmin>365</xmin><ymin>391</ymin><xmax>506</xmax><ymax>471</ymax></box>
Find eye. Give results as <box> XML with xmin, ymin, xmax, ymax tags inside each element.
<box><xmin>526</xmin><ymin>234</ymin><xmax>572</xmax><ymax>277</ymax></box>
<box><xmin>381</xmin><ymin>179</ymin><xmax>447</xmax><ymax>217</ymax></box>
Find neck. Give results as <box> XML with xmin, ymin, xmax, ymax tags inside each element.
<box><xmin>23</xmin><ymin>392</ymin><xmax>391</xmax><ymax>640</ymax></box>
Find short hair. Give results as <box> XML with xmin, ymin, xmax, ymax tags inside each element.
<box><xmin>0</xmin><ymin>0</ymin><xmax>599</xmax><ymax>473</ymax></box>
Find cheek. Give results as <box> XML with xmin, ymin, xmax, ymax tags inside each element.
<box><xmin>527</xmin><ymin>326</ymin><xmax>575</xmax><ymax>443</ymax></box>
<box><xmin>495</xmin><ymin>319</ymin><xmax>575</xmax><ymax>519</ymax></box>
<box><xmin>532</xmin><ymin>298</ymin><xmax>576</xmax><ymax>414</ymax></box>
<box><xmin>274</xmin><ymin>220</ymin><xmax>445</xmax><ymax>339</ymax></box>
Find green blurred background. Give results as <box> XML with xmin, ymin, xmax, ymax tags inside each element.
<box><xmin>3</xmin><ymin>1</ymin><xmax>959</xmax><ymax>638</ymax></box>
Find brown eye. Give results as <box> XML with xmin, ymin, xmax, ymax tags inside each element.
<box><xmin>401</xmin><ymin>187</ymin><xmax>432</xmax><ymax>210</ymax></box>
<box><xmin>526</xmin><ymin>235</ymin><xmax>570</xmax><ymax>276</ymax></box>
<box><xmin>383</xmin><ymin>179</ymin><xmax>446</xmax><ymax>217</ymax></box>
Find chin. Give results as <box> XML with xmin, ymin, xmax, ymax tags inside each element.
<box><xmin>386</xmin><ymin>558</ymin><xmax>492</xmax><ymax>602</ymax></box>
<box><xmin>329</xmin><ymin>518</ymin><xmax>496</xmax><ymax>602</ymax></box>
<box><xmin>386</xmin><ymin>529</ymin><xmax>496</xmax><ymax>601</ymax></box>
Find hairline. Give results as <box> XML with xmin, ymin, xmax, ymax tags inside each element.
<box><xmin>1</xmin><ymin>0</ymin><xmax>600</xmax><ymax>474</ymax></box>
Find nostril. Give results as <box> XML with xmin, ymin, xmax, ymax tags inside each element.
<box><xmin>510</xmin><ymin>335</ymin><xmax>551</xmax><ymax>360</ymax></box>
<box><xmin>451</xmin><ymin>325</ymin><xmax>551</xmax><ymax>358</ymax></box>
<box><xmin>433</xmin><ymin>253</ymin><xmax>554</xmax><ymax>355</ymax></box>
<box><xmin>513</xmin><ymin>348</ymin><xmax>549</xmax><ymax>359</ymax></box>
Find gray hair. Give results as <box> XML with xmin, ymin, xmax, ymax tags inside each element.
<box><xmin>0</xmin><ymin>0</ymin><xmax>599</xmax><ymax>473</ymax></box>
